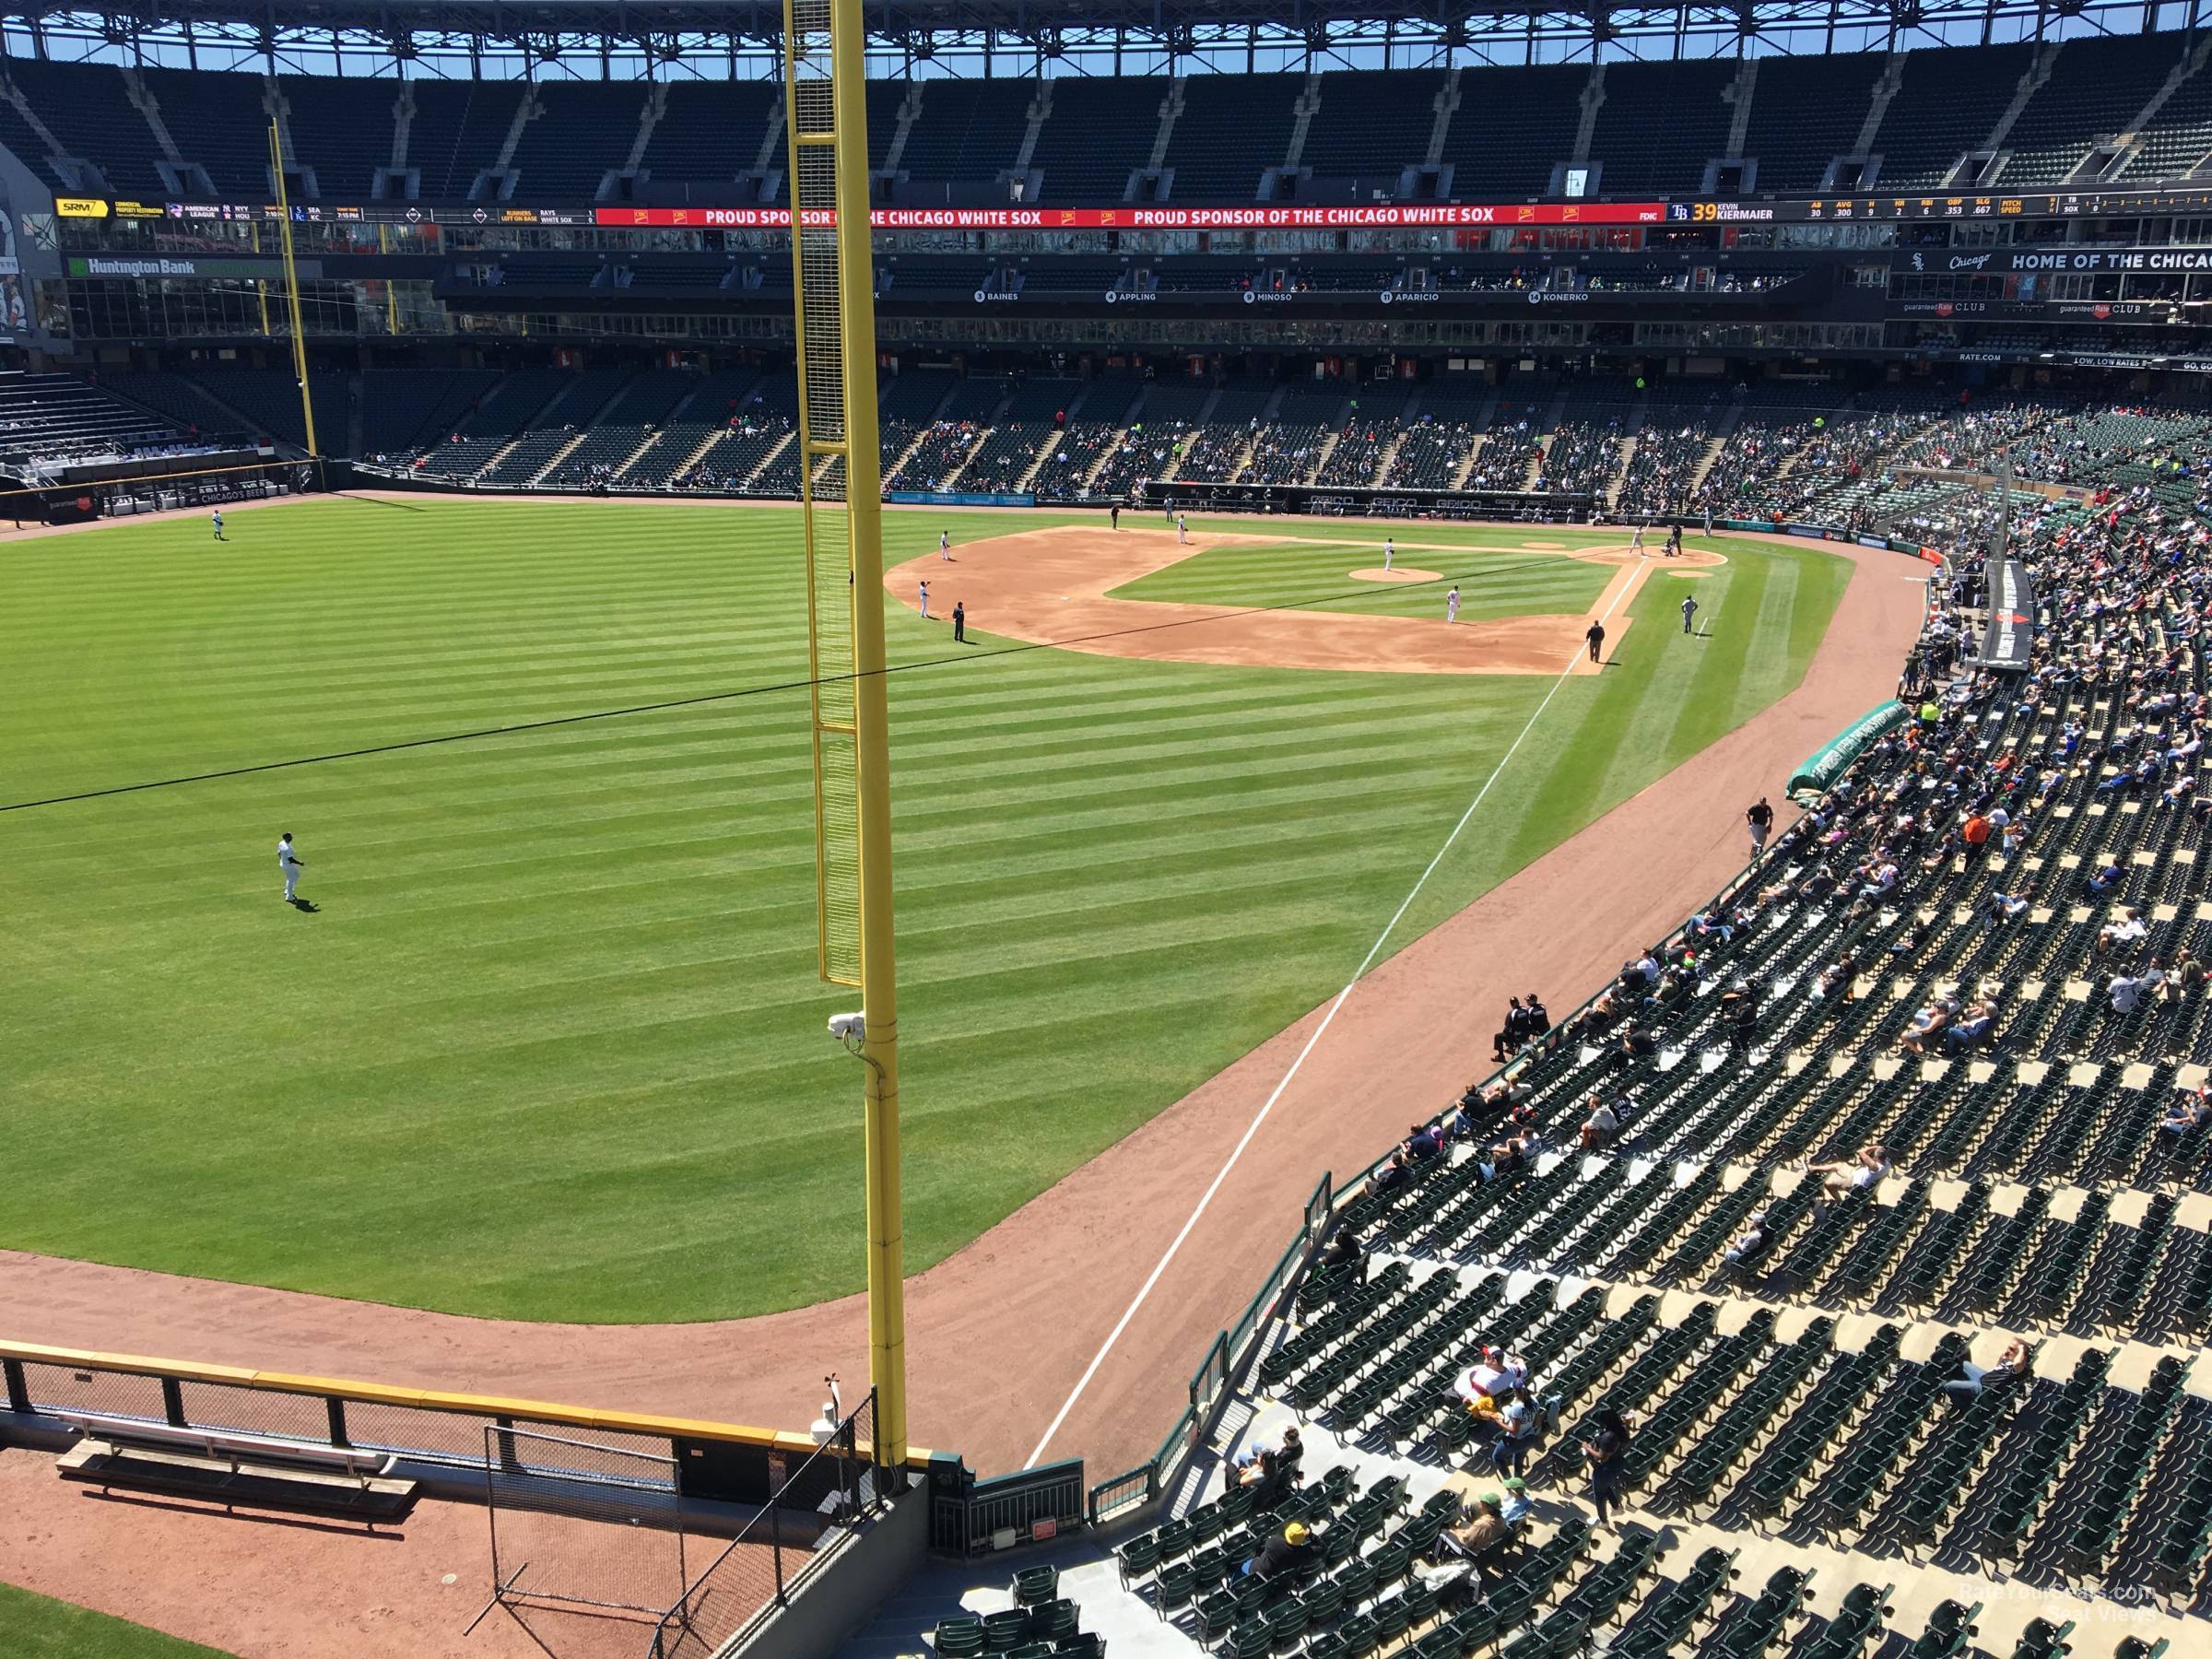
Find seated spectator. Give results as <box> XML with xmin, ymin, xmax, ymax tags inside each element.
<box><xmin>1367</xmin><ymin>1151</ymin><xmax>1412</xmax><ymax>1198</ymax></box>
<box><xmin>1617</xmin><ymin>1020</ymin><xmax>1658</xmax><ymax>1064</ymax></box>
<box><xmin>2099</xmin><ymin>908</ymin><xmax>2147</xmax><ymax>955</ymax></box>
<box><xmin>1943</xmin><ymin>1337</ymin><xmax>2031</xmax><ymax>1404</ymax></box>
<box><xmin>1899</xmin><ymin>999</ymin><xmax>1954</xmax><ymax>1054</ymax></box>
<box><xmin>1943</xmin><ymin>1000</ymin><xmax>1996</xmax><ymax>1053</ymax></box>
<box><xmin>2169</xmin><ymin>949</ymin><xmax>2209</xmax><ymax>995</ymax></box>
<box><xmin>2110</xmin><ymin>971</ymin><xmax>2152</xmax><ymax>1015</ymax></box>
<box><xmin>1233</xmin><ymin>1422</ymin><xmax>1300</xmax><ymax>1477</ymax></box>
<box><xmin>1460</xmin><ymin>1346</ymin><xmax>1531</xmax><ymax>1400</ymax></box>
<box><xmin>1244</xmin><ymin>1517</ymin><xmax>1319</xmax><ymax>1580</ymax></box>
<box><xmin>2158</xmin><ymin>1088</ymin><xmax>2212</xmax><ymax>1144</ymax></box>
<box><xmin>1237</xmin><ymin>1448</ymin><xmax>1287</xmax><ymax>1512</ymax></box>
<box><xmin>1405</xmin><ymin>1122</ymin><xmax>1445</xmax><ymax>1162</ymax></box>
<box><xmin>1521</xmin><ymin>994</ymin><xmax>1550</xmax><ymax>1041</ymax></box>
<box><xmin>1491</xmin><ymin>995</ymin><xmax>1528</xmax><ymax>1063</ymax></box>
<box><xmin>2085</xmin><ymin>860</ymin><xmax>2124</xmax><ymax>896</ymax></box>
<box><xmin>1856</xmin><ymin>860</ymin><xmax>1900</xmax><ymax>900</ymax></box>
<box><xmin>1441</xmin><ymin>1493</ymin><xmax>1514</xmax><ymax>1562</ymax></box>
<box><xmin>1478</xmin><ymin>1135</ymin><xmax>1531</xmax><ymax>1183</ymax></box>
<box><xmin>1498</xmin><ymin>1477</ymin><xmax>1532</xmax><ymax>1528</ymax></box>
<box><xmin>1816</xmin><ymin>954</ymin><xmax>1860</xmax><ymax>1000</ymax></box>
<box><xmin>1806</xmin><ymin>1141</ymin><xmax>1890</xmax><ymax>1198</ymax></box>
<box><xmin>1318</xmin><ymin>1221</ymin><xmax>1368</xmax><ymax>1284</ymax></box>
<box><xmin>1724</xmin><ymin>1212</ymin><xmax>1770</xmax><ymax>1265</ymax></box>
<box><xmin>1987</xmin><ymin>891</ymin><xmax>2030</xmax><ymax>922</ymax></box>
<box><xmin>1578</xmin><ymin>1093</ymin><xmax>1619</xmax><ymax>1151</ymax></box>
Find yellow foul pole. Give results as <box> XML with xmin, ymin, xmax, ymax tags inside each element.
<box><xmin>267</xmin><ymin>124</ymin><xmax>319</xmax><ymax>457</ymax></box>
<box><xmin>784</xmin><ymin>0</ymin><xmax>905</xmax><ymax>1465</ymax></box>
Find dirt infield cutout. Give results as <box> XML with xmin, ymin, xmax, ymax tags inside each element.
<box><xmin>886</xmin><ymin>525</ymin><xmax>1725</xmax><ymax>677</ymax></box>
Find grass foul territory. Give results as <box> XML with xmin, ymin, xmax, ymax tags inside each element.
<box><xmin>1</xmin><ymin>500</ymin><xmax>1847</xmax><ymax>1322</ymax></box>
<box><xmin>0</xmin><ymin>1583</ymin><xmax>234</xmax><ymax>1658</ymax></box>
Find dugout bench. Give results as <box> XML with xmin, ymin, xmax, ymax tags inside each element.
<box><xmin>53</xmin><ymin>1409</ymin><xmax>420</xmax><ymax>1526</ymax></box>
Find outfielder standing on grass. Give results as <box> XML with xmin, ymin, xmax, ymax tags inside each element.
<box><xmin>212</xmin><ymin>509</ymin><xmax>226</xmax><ymax>541</ymax></box>
<box><xmin>277</xmin><ymin>831</ymin><xmax>304</xmax><ymax>903</ymax></box>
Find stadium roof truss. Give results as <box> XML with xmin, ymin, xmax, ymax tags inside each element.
<box><xmin>0</xmin><ymin>0</ymin><xmax>2200</xmax><ymax>77</ymax></box>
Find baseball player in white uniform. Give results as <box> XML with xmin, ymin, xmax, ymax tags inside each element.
<box><xmin>939</xmin><ymin>530</ymin><xmax>952</xmax><ymax>561</ymax></box>
<box><xmin>918</xmin><ymin>579</ymin><xmax>931</xmax><ymax>619</ymax></box>
<box><xmin>1383</xmin><ymin>537</ymin><xmax>1394</xmax><ymax>571</ymax></box>
<box><xmin>212</xmin><ymin>510</ymin><xmax>226</xmax><ymax>541</ymax></box>
<box><xmin>1446</xmin><ymin>587</ymin><xmax>1461</xmax><ymax>623</ymax></box>
<box><xmin>1176</xmin><ymin>513</ymin><xmax>1189</xmax><ymax>545</ymax></box>
<box><xmin>277</xmin><ymin>831</ymin><xmax>304</xmax><ymax>902</ymax></box>
<box><xmin>1630</xmin><ymin>524</ymin><xmax>1644</xmax><ymax>557</ymax></box>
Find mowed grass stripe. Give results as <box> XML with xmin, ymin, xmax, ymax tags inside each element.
<box><xmin>1</xmin><ymin>501</ymin><xmax>1847</xmax><ymax>1321</ymax></box>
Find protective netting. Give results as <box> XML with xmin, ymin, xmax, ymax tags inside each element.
<box><xmin>483</xmin><ymin>1426</ymin><xmax>688</xmax><ymax>1618</ymax></box>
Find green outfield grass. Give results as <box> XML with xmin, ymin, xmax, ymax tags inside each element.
<box><xmin>0</xmin><ymin>1584</ymin><xmax>231</xmax><ymax>1658</ymax></box>
<box><xmin>1109</xmin><ymin>533</ymin><xmax>1617</xmax><ymax>622</ymax></box>
<box><xmin>1</xmin><ymin>501</ymin><xmax>1846</xmax><ymax>1321</ymax></box>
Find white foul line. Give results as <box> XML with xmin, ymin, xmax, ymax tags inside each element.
<box><xmin>1022</xmin><ymin>575</ymin><xmax>1644</xmax><ymax>1468</ymax></box>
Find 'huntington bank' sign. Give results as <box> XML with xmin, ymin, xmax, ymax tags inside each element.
<box><xmin>1980</xmin><ymin>559</ymin><xmax>2036</xmax><ymax>672</ymax></box>
<box><xmin>65</xmin><ymin>253</ymin><xmax>311</xmax><ymax>279</ymax></box>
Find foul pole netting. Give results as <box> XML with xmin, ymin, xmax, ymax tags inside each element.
<box><xmin>785</xmin><ymin>0</ymin><xmax>877</xmax><ymax>989</ymax></box>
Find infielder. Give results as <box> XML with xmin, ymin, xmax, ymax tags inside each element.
<box><xmin>1681</xmin><ymin>593</ymin><xmax>1700</xmax><ymax>634</ymax></box>
<box><xmin>277</xmin><ymin>831</ymin><xmax>304</xmax><ymax>902</ymax></box>
<box><xmin>939</xmin><ymin>530</ymin><xmax>952</xmax><ymax>561</ymax></box>
<box><xmin>1176</xmin><ymin>512</ymin><xmax>1189</xmax><ymax>546</ymax></box>
<box><xmin>919</xmin><ymin>578</ymin><xmax>932</xmax><ymax>619</ymax></box>
<box><xmin>1446</xmin><ymin>586</ymin><xmax>1461</xmax><ymax>623</ymax></box>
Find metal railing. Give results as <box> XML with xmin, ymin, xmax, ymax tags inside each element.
<box><xmin>1085</xmin><ymin>1170</ymin><xmax>1334</xmax><ymax>1525</ymax></box>
<box><xmin>644</xmin><ymin>1389</ymin><xmax>888</xmax><ymax>1658</ymax></box>
<box><xmin>0</xmin><ymin>1338</ymin><xmax>929</xmax><ymax>1503</ymax></box>
<box><xmin>930</xmin><ymin>1457</ymin><xmax>1087</xmax><ymax>1556</ymax></box>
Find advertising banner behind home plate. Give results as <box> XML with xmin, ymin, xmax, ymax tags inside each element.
<box><xmin>1980</xmin><ymin>559</ymin><xmax>2037</xmax><ymax>672</ymax></box>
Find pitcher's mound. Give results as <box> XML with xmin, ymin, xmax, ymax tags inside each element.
<box><xmin>1349</xmin><ymin>566</ymin><xmax>1443</xmax><ymax>584</ymax></box>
